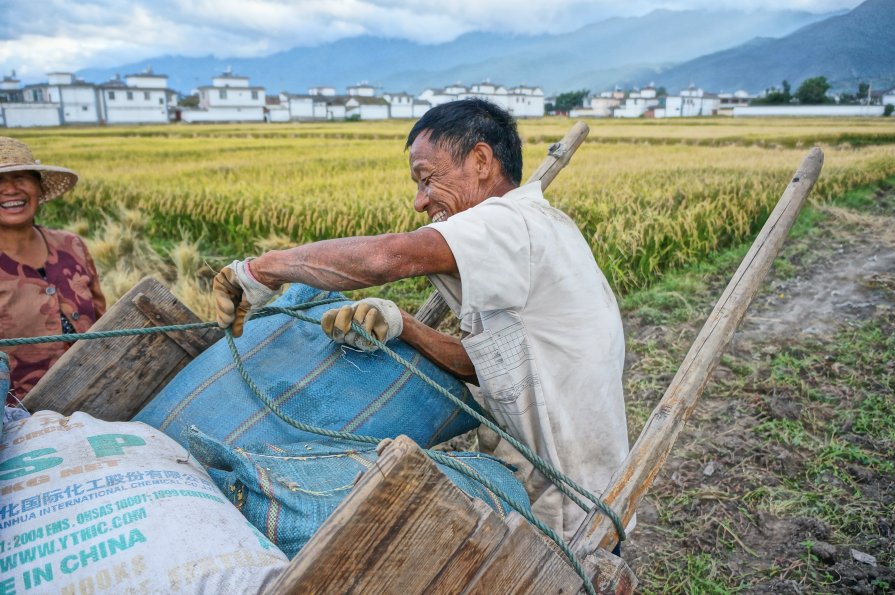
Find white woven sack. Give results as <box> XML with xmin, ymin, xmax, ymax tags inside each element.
<box><xmin>0</xmin><ymin>411</ymin><xmax>287</xmax><ymax>594</ymax></box>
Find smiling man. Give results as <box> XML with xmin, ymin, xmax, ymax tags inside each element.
<box><xmin>213</xmin><ymin>99</ymin><xmax>630</xmax><ymax>540</ymax></box>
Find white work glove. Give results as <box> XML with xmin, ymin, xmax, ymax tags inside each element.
<box><xmin>213</xmin><ymin>258</ymin><xmax>279</xmax><ymax>337</ymax></box>
<box><xmin>321</xmin><ymin>298</ymin><xmax>403</xmax><ymax>352</ymax></box>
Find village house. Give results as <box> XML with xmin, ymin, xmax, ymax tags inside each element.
<box><xmin>418</xmin><ymin>84</ymin><xmax>469</xmax><ymax>107</ymax></box>
<box><xmin>468</xmin><ymin>81</ymin><xmax>508</xmax><ymax>108</ymax></box>
<box><xmin>505</xmin><ymin>85</ymin><xmax>545</xmax><ymax>118</ymax></box>
<box><xmin>0</xmin><ymin>75</ymin><xmax>27</xmax><ymax>127</ymax></box>
<box><xmin>382</xmin><ymin>92</ymin><xmax>430</xmax><ymax>118</ymax></box>
<box><xmin>265</xmin><ymin>95</ymin><xmax>291</xmax><ymax>122</ymax></box>
<box><xmin>308</xmin><ymin>86</ymin><xmax>336</xmax><ymax>97</ymax></box>
<box><xmin>0</xmin><ymin>74</ymin><xmax>23</xmax><ymax>103</ymax></box>
<box><xmin>883</xmin><ymin>88</ymin><xmax>895</xmax><ymax>107</ymax></box>
<box><xmin>570</xmin><ymin>89</ymin><xmax>625</xmax><ymax>118</ymax></box>
<box><xmin>614</xmin><ymin>85</ymin><xmax>660</xmax><ymax>118</ymax></box>
<box><xmin>278</xmin><ymin>87</ymin><xmax>351</xmax><ymax>121</ymax></box>
<box><xmin>279</xmin><ymin>93</ymin><xmax>314</xmax><ymax>120</ymax></box>
<box><xmin>279</xmin><ymin>92</ymin><xmax>319</xmax><ymax>120</ymax></box>
<box><xmin>181</xmin><ymin>70</ymin><xmax>266</xmax><ymax>123</ymax></box>
<box><xmin>345</xmin><ymin>96</ymin><xmax>390</xmax><ymax>120</ymax></box>
<box><xmin>98</xmin><ymin>68</ymin><xmax>173</xmax><ymax>124</ymax></box>
<box><xmin>16</xmin><ymin>73</ymin><xmax>100</xmax><ymax>126</ymax></box>
<box><xmin>3</xmin><ymin>72</ymin><xmax>98</xmax><ymax>127</ymax></box>
<box><xmin>347</xmin><ymin>83</ymin><xmax>376</xmax><ymax>97</ymax></box>
<box><xmin>324</xmin><ymin>96</ymin><xmax>348</xmax><ymax>120</ymax></box>
<box><xmin>717</xmin><ymin>91</ymin><xmax>751</xmax><ymax>115</ymax></box>
<box><xmin>659</xmin><ymin>85</ymin><xmax>720</xmax><ymax>118</ymax></box>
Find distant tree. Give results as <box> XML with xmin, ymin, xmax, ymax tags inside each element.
<box><xmin>553</xmin><ymin>89</ymin><xmax>589</xmax><ymax>114</ymax></box>
<box><xmin>179</xmin><ymin>94</ymin><xmax>199</xmax><ymax>108</ymax></box>
<box><xmin>858</xmin><ymin>82</ymin><xmax>870</xmax><ymax>101</ymax></box>
<box><xmin>656</xmin><ymin>86</ymin><xmax>668</xmax><ymax>97</ymax></box>
<box><xmin>751</xmin><ymin>80</ymin><xmax>792</xmax><ymax>105</ymax></box>
<box><xmin>838</xmin><ymin>83</ymin><xmax>871</xmax><ymax>105</ymax></box>
<box><xmin>795</xmin><ymin>77</ymin><xmax>832</xmax><ymax>104</ymax></box>
<box><xmin>885</xmin><ymin>104</ymin><xmax>894</xmax><ymax>117</ymax></box>
<box><xmin>545</xmin><ymin>102</ymin><xmax>555</xmax><ymax>114</ymax></box>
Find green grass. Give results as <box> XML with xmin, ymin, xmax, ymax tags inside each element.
<box><xmin>641</xmin><ymin>553</ymin><xmax>740</xmax><ymax>594</ymax></box>
<box><xmin>624</xmin><ymin>173</ymin><xmax>894</xmax><ymax>591</ymax></box>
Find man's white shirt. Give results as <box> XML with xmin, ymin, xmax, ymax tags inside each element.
<box><xmin>426</xmin><ymin>181</ymin><xmax>631</xmax><ymax>539</ymax></box>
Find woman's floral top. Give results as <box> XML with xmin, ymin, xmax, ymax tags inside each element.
<box><xmin>1</xmin><ymin>227</ymin><xmax>106</xmax><ymax>403</ymax></box>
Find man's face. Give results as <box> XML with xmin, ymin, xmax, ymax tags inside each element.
<box><xmin>409</xmin><ymin>131</ymin><xmax>482</xmax><ymax>222</ymax></box>
<box><xmin>0</xmin><ymin>171</ymin><xmax>41</xmax><ymax>230</ymax></box>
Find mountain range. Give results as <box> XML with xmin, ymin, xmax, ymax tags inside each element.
<box><xmin>77</xmin><ymin>0</ymin><xmax>895</xmax><ymax>97</ymax></box>
<box><xmin>651</xmin><ymin>0</ymin><xmax>895</xmax><ymax>94</ymax></box>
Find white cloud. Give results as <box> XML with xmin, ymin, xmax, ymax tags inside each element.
<box><xmin>0</xmin><ymin>0</ymin><xmax>864</xmax><ymax>81</ymax></box>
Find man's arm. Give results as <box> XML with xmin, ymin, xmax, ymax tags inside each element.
<box><xmin>246</xmin><ymin>228</ymin><xmax>476</xmax><ymax>380</ymax></box>
<box><xmin>399</xmin><ymin>311</ymin><xmax>478</xmax><ymax>384</ymax></box>
<box><xmin>250</xmin><ymin>228</ymin><xmax>456</xmax><ymax>290</ymax></box>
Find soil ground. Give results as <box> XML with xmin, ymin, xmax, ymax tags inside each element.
<box><xmin>621</xmin><ymin>186</ymin><xmax>895</xmax><ymax>593</ymax></box>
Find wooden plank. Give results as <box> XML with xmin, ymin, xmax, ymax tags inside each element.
<box><xmin>584</xmin><ymin>549</ymin><xmax>638</xmax><ymax>595</ymax></box>
<box><xmin>570</xmin><ymin>148</ymin><xmax>825</xmax><ymax>557</ymax></box>
<box><xmin>131</xmin><ymin>292</ymin><xmax>210</xmax><ymax>358</ymax></box>
<box><xmin>415</xmin><ymin>122</ymin><xmax>590</xmax><ymax>328</ymax></box>
<box><xmin>268</xmin><ymin>436</ymin><xmax>514</xmax><ymax>595</ymax></box>
<box><xmin>462</xmin><ymin>513</ymin><xmax>584</xmax><ymax>595</ymax></box>
<box><xmin>424</xmin><ymin>499</ymin><xmax>510</xmax><ymax>595</ymax></box>
<box><xmin>23</xmin><ymin>276</ymin><xmax>221</xmax><ymax>420</ymax></box>
<box><xmin>526</xmin><ymin>121</ymin><xmax>592</xmax><ymax>189</ymax></box>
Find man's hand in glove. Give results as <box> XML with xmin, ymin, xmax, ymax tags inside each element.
<box><xmin>321</xmin><ymin>298</ymin><xmax>404</xmax><ymax>352</ymax></box>
<box><xmin>213</xmin><ymin>259</ymin><xmax>279</xmax><ymax>337</ymax></box>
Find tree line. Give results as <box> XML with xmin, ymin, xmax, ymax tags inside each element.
<box><xmin>751</xmin><ymin>77</ymin><xmax>884</xmax><ymax>107</ymax></box>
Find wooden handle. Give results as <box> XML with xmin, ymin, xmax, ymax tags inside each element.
<box><xmin>570</xmin><ymin>147</ymin><xmax>825</xmax><ymax>557</ymax></box>
<box><xmin>415</xmin><ymin>122</ymin><xmax>591</xmax><ymax>328</ymax></box>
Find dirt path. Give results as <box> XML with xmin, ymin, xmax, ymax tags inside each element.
<box><xmin>621</xmin><ymin>195</ymin><xmax>895</xmax><ymax>593</ymax></box>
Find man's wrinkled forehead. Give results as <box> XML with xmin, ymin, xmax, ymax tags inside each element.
<box><xmin>409</xmin><ymin>129</ymin><xmax>463</xmax><ymax>168</ymax></box>
<box><xmin>408</xmin><ymin>129</ymin><xmax>434</xmax><ymax>162</ymax></box>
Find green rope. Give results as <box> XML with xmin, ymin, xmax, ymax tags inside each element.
<box><xmin>0</xmin><ymin>321</ymin><xmax>215</xmax><ymax>346</ymax></box>
<box><xmin>0</xmin><ymin>299</ymin><xmax>345</xmax><ymax>347</ymax></box>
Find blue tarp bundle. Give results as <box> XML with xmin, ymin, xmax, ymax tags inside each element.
<box><xmin>135</xmin><ymin>283</ymin><xmax>481</xmax><ymax>449</ymax></box>
<box><xmin>136</xmin><ymin>283</ymin><xmax>530</xmax><ymax>557</ymax></box>
<box><xmin>188</xmin><ymin>428</ymin><xmax>531</xmax><ymax>558</ymax></box>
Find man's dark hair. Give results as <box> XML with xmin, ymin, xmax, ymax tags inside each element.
<box><xmin>406</xmin><ymin>98</ymin><xmax>523</xmax><ymax>185</ymax></box>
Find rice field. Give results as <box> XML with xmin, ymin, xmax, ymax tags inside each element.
<box><xmin>18</xmin><ymin>117</ymin><xmax>895</xmax><ymax>305</ymax></box>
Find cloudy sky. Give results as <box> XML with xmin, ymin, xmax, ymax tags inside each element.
<box><xmin>0</xmin><ymin>0</ymin><xmax>864</xmax><ymax>81</ymax></box>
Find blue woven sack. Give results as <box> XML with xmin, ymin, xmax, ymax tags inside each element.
<box><xmin>135</xmin><ymin>283</ymin><xmax>480</xmax><ymax>449</ymax></box>
<box><xmin>187</xmin><ymin>427</ymin><xmax>531</xmax><ymax>558</ymax></box>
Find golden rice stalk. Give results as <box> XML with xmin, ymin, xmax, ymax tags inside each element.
<box><xmin>169</xmin><ymin>238</ymin><xmax>202</xmax><ymax>280</ymax></box>
<box><xmin>255</xmin><ymin>231</ymin><xmax>296</xmax><ymax>253</ymax></box>
<box><xmin>66</xmin><ymin>218</ymin><xmax>91</xmax><ymax>237</ymax></box>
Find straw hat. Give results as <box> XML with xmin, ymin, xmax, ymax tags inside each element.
<box><xmin>0</xmin><ymin>137</ymin><xmax>78</xmax><ymax>203</ymax></box>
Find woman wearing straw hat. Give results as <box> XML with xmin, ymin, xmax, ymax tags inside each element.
<box><xmin>0</xmin><ymin>137</ymin><xmax>106</xmax><ymax>405</ymax></box>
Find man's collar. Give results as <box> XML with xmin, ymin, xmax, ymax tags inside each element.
<box><xmin>500</xmin><ymin>180</ymin><xmax>545</xmax><ymax>201</ymax></box>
